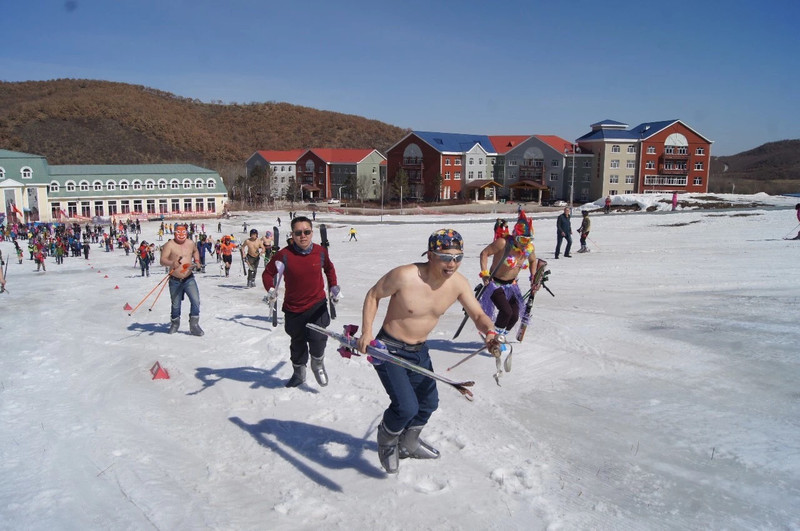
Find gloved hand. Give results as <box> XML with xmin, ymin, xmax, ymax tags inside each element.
<box><xmin>330</xmin><ymin>285</ymin><xmax>342</xmax><ymax>303</ymax></box>
<box><xmin>265</xmin><ymin>287</ymin><xmax>277</xmax><ymax>304</ymax></box>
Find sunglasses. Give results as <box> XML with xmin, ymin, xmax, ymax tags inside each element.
<box><xmin>432</xmin><ymin>251</ymin><xmax>464</xmax><ymax>263</ymax></box>
<box><xmin>293</xmin><ymin>229</ymin><xmax>313</xmax><ymax>236</ymax></box>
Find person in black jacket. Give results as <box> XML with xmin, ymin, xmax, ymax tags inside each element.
<box><xmin>555</xmin><ymin>207</ymin><xmax>572</xmax><ymax>259</ymax></box>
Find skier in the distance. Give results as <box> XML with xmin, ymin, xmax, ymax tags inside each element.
<box><xmin>356</xmin><ymin>229</ymin><xmax>500</xmax><ymax>474</ymax></box>
<box><xmin>577</xmin><ymin>210</ymin><xmax>591</xmax><ymax>253</ymax></box>
<box><xmin>477</xmin><ymin>211</ymin><xmax>539</xmax><ymax>348</ymax></box>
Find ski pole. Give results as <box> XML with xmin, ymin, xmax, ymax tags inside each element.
<box><xmin>783</xmin><ymin>223</ymin><xmax>800</xmax><ymax>239</ymax></box>
<box><xmin>588</xmin><ymin>236</ymin><xmax>601</xmax><ymax>249</ymax></box>
<box><xmin>446</xmin><ymin>344</ymin><xmax>488</xmax><ymax>372</ymax></box>
<box><xmin>147</xmin><ymin>274</ymin><xmax>170</xmax><ymax>312</ymax></box>
<box><xmin>128</xmin><ymin>263</ymin><xmax>183</xmax><ymax>316</ymax></box>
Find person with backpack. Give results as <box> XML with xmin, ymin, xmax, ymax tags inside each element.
<box><xmin>262</xmin><ymin>216</ymin><xmax>340</xmax><ymax>388</ymax></box>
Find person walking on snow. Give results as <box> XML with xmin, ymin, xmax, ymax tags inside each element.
<box><xmin>356</xmin><ymin>229</ymin><xmax>500</xmax><ymax>474</ymax></box>
<box><xmin>792</xmin><ymin>204</ymin><xmax>800</xmax><ymax>240</ymax></box>
<box><xmin>138</xmin><ymin>241</ymin><xmax>151</xmax><ymax>276</ymax></box>
<box><xmin>241</xmin><ymin>229</ymin><xmax>265</xmax><ymax>288</ymax></box>
<box><xmin>478</xmin><ymin>211</ymin><xmax>540</xmax><ymax>347</ymax></box>
<box><xmin>555</xmin><ymin>207</ymin><xmax>572</xmax><ymax>259</ymax></box>
<box><xmin>577</xmin><ymin>210</ymin><xmax>591</xmax><ymax>253</ymax></box>
<box><xmin>159</xmin><ymin>223</ymin><xmax>204</xmax><ymax>336</ymax></box>
<box><xmin>262</xmin><ymin>216</ymin><xmax>339</xmax><ymax>388</ymax></box>
<box><xmin>348</xmin><ymin>227</ymin><xmax>358</xmax><ymax>241</ymax></box>
<box><xmin>218</xmin><ymin>235</ymin><xmax>237</xmax><ymax>277</ymax></box>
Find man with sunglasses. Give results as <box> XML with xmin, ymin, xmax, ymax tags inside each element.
<box><xmin>262</xmin><ymin>216</ymin><xmax>339</xmax><ymax>388</ymax></box>
<box><xmin>159</xmin><ymin>223</ymin><xmax>204</xmax><ymax>336</ymax></box>
<box><xmin>477</xmin><ymin>210</ymin><xmax>540</xmax><ymax>343</ymax></box>
<box><xmin>356</xmin><ymin>229</ymin><xmax>498</xmax><ymax>474</ymax></box>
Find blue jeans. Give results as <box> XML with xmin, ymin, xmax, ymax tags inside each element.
<box><xmin>374</xmin><ymin>330</ymin><xmax>439</xmax><ymax>433</ymax></box>
<box><xmin>555</xmin><ymin>232</ymin><xmax>572</xmax><ymax>257</ymax></box>
<box><xmin>169</xmin><ymin>275</ymin><xmax>200</xmax><ymax>319</ymax></box>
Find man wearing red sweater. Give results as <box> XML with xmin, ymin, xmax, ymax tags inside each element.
<box><xmin>262</xmin><ymin>216</ymin><xmax>340</xmax><ymax>388</ymax></box>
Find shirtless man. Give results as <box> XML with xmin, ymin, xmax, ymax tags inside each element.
<box><xmin>241</xmin><ymin>228</ymin><xmax>265</xmax><ymax>288</ymax></box>
<box><xmin>159</xmin><ymin>223</ymin><xmax>204</xmax><ymax>336</ymax></box>
<box><xmin>356</xmin><ymin>229</ymin><xmax>498</xmax><ymax>474</ymax></box>
<box><xmin>477</xmin><ymin>209</ymin><xmax>540</xmax><ymax>343</ymax></box>
<box><xmin>218</xmin><ymin>235</ymin><xmax>237</xmax><ymax>277</ymax></box>
<box><xmin>261</xmin><ymin>230</ymin><xmax>275</xmax><ymax>260</ymax></box>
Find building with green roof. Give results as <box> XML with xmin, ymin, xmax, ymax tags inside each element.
<box><xmin>0</xmin><ymin>149</ymin><xmax>228</xmax><ymax>223</ymax></box>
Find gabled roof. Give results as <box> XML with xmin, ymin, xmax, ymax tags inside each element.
<box><xmin>535</xmin><ymin>135</ymin><xmax>577</xmax><ymax>154</ymax></box>
<box><xmin>630</xmin><ymin>120</ymin><xmax>714</xmax><ymax>143</ymax></box>
<box><xmin>590</xmin><ymin>119</ymin><xmax>628</xmax><ymax>130</ymax></box>
<box><xmin>488</xmin><ymin>136</ymin><xmax>531</xmax><ymax>155</ymax></box>
<box><xmin>413</xmin><ymin>131</ymin><xmax>496</xmax><ymax>154</ymax></box>
<box><xmin>254</xmin><ymin>149</ymin><xmax>306</xmax><ymax>163</ymax></box>
<box><xmin>308</xmin><ymin>148</ymin><xmax>382</xmax><ymax>164</ymax></box>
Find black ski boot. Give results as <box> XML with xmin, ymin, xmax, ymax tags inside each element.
<box><xmin>377</xmin><ymin>422</ymin><xmax>401</xmax><ymax>474</ymax></box>
<box><xmin>285</xmin><ymin>364</ymin><xmax>306</xmax><ymax>388</ymax></box>
<box><xmin>189</xmin><ymin>315</ymin><xmax>204</xmax><ymax>336</ymax></box>
<box><xmin>310</xmin><ymin>355</ymin><xmax>328</xmax><ymax>387</ymax></box>
<box><xmin>399</xmin><ymin>425</ymin><xmax>440</xmax><ymax>460</ymax></box>
<box><xmin>168</xmin><ymin>317</ymin><xmax>180</xmax><ymax>334</ymax></box>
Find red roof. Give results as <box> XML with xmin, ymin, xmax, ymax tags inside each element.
<box><xmin>256</xmin><ymin>149</ymin><xmax>306</xmax><ymax>162</ymax></box>
<box><xmin>308</xmin><ymin>148</ymin><xmax>377</xmax><ymax>164</ymax></box>
<box><xmin>488</xmin><ymin>136</ymin><xmax>531</xmax><ymax>154</ymax></box>
<box><xmin>535</xmin><ymin>135</ymin><xmax>576</xmax><ymax>153</ymax></box>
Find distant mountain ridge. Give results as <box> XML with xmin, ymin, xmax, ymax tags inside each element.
<box><xmin>0</xmin><ymin>79</ymin><xmax>797</xmax><ymax>193</ymax></box>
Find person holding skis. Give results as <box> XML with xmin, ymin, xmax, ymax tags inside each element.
<box><xmin>137</xmin><ymin>240</ymin><xmax>151</xmax><ymax>276</ymax></box>
<box><xmin>577</xmin><ymin>210</ymin><xmax>591</xmax><ymax>253</ymax></box>
<box><xmin>261</xmin><ymin>231</ymin><xmax>274</xmax><ymax>260</ymax></box>
<box><xmin>356</xmin><ymin>229</ymin><xmax>500</xmax><ymax>474</ymax></box>
<box><xmin>159</xmin><ymin>223</ymin><xmax>204</xmax><ymax>336</ymax></box>
<box><xmin>241</xmin><ymin>228</ymin><xmax>265</xmax><ymax>288</ymax></box>
<box><xmin>262</xmin><ymin>216</ymin><xmax>339</xmax><ymax>388</ymax></box>
<box><xmin>477</xmin><ymin>210</ymin><xmax>539</xmax><ymax>347</ymax></box>
<box><xmin>555</xmin><ymin>207</ymin><xmax>572</xmax><ymax>259</ymax></box>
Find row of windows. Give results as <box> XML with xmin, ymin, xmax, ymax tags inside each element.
<box><xmin>608</xmin><ymin>175</ymin><xmax>637</xmax><ymax>184</ymax></box>
<box><xmin>49</xmin><ymin>178</ymin><xmax>218</xmax><ymax>193</ymax></box>
<box><xmin>612</xmin><ymin>145</ymin><xmax>707</xmax><ymax>156</ymax></box>
<box><xmin>51</xmin><ymin>197</ymin><xmax>219</xmax><ymax>217</ymax></box>
<box><xmin>0</xmin><ymin>167</ymin><xmax>33</xmax><ymax>179</ymax></box>
<box><xmin>642</xmin><ymin>161</ymin><xmax>705</xmax><ymax>170</ymax></box>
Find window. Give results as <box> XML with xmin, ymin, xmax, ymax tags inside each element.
<box><xmin>647</xmin><ymin>146</ymin><xmax>656</xmax><ymax>154</ymax></box>
<box><xmin>583</xmin><ymin>160</ymin><xmax>591</xmax><ymax>168</ymax></box>
<box><xmin>119</xmin><ymin>180</ymin><xmax>129</xmax><ymax>191</ymax></box>
<box><xmin>183</xmin><ymin>199</ymin><xmax>192</xmax><ymax>212</ymax></box>
<box><xmin>610</xmin><ymin>160</ymin><xmax>620</xmax><ymax>169</ymax></box>
<box><xmin>21</xmin><ymin>167</ymin><xmax>33</xmax><ymax>179</ymax></box>
<box><xmin>171</xmin><ymin>179</ymin><xmax>179</xmax><ymax>190</ymax></box>
<box><xmin>147</xmin><ymin>199</ymin><xmax>156</xmax><ymax>214</ymax></box>
<box><xmin>108</xmin><ymin>201</ymin><xmax>118</xmax><ymax>215</ymax></box>
<box><xmin>454</xmin><ymin>158</ymin><xmax>461</xmax><ymax>166</ymax></box>
<box><xmin>171</xmin><ymin>198</ymin><xmax>180</xmax><ymax>212</ymax></box>
<box><xmin>195</xmin><ymin>179</ymin><xmax>204</xmax><ymax>189</ymax></box>
<box><xmin>145</xmin><ymin>180</ymin><xmax>155</xmax><ymax>190</ymax></box>
<box><xmin>551</xmin><ymin>159</ymin><xmax>560</xmax><ymax>167</ymax></box>
<box><xmin>550</xmin><ymin>173</ymin><xmax>559</xmax><ymax>181</ymax></box>
<box><xmin>694</xmin><ymin>177</ymin><xmax>702</xmax><ymax>185</ymax></box>
<box><xmin>195</xmin><ymin>198</ymin><xmax>204</xmax><ymax>211</ymax></box>
<box><xmin>469</xmin><ymin>158</ymin><xmax>474</xmax><ymax>165</ymax></box>
<box><xmin>93</xmin><ymin>181</ymin><xmax>103</xmax><ymax>191</ymax></box>
<box><xmin>0</xmin><ymin>167</ymin><xmax>4</xmax><ymax>179</ymax></box>
<box><xmin>645</xmin><ymin>161</ymin><xmax>655</xmax><ymax>169</ymax></box>
<box><xmin>132</xmin><ymin>200</ymin><xmax>142</xmax><ymax>213</ymax></box>
<box><xmin>625</xmin><ymin>175</ymin><xmax>635</xmax><ymax>184</ymax></box>
<box><xmin>445</xmin><ymin>172</ymin><xmax>451</xmax><ymax>180</ymax></box>
<box><xmin>468</xmin><ymin>171</ymin><xmax>474</xmax><ymax>179</ymax></box>
<box><xmin>678</xmin><ymin>146</ymin><xmax>688</xmax><ymax>155</ymax></box>
<box><xmin>80</xmin><ymin>180</ymin><xmax>90</xmax><ymax>191</ymax></box>
<box><xmin>94</xmin><ymin>200</ymin><xmax>104</xmax><ymax>217</ymax></box>
<box><xmin>207</xmin><ymin>198</ymin><xmax>216</xmax><ymax>213</ymax></box>
<box><xmin>610</xmin><ymin>175</ymin><xmax>619</xmax><ymax>183</ymax></box>
<box><xmin>132</xmin><ymin>180</ymin><xmax>142</xmax><ymax>191</ymax></box>
<box><xmin>694</xmin><ymin>162</ymin><xmax>704</xmax><ymax>170</ymax></box>
<box><xmin>49</xmin><ymin>182</ymin><xmax>60</xmax><ymax>192</ymax></box>
<box><xmin>182</xmin><ymin>179</ymin><xmax>192</xmax><ymax>189</ymax></box>
<box><xmin>106</xmin><ymin>181</ymin><xmax>116</xmax><ymax>191</ymax></box>
<box><xmin>479</xmin><ymin>158</ymin><xmax>483</xmax><ymax>165</ymax></box>
<box><xmin>611</xmin><ymin>145</ymin><xmax>621</xmax><ymax>153</ymax></box>
<box><xmin>158</xmin><ymin>180</ymin><xmax>167</xmax><ymax>190</ymax></box>
<box><xmin>478</xmin><ymin>171</ymin><xmax>483</xmax><ymax>179</ymax></box>
<box><xmin>626</xmin><ymin>160</ymin><xmax>636</xmax><ymax>169</ymax></box>
<box><xmin>66</xmin><ymin>181</ymin><xmax>76</xmax><ymax>192</ymax></box>
<box><xmin>121</xmin><ymin>200</ymin><xmax>130</xmax><ymax>214</ymax></box>
<box><xmin>206</xmin><ymin>179</ymin><xmax>216</xmax><ymax>189</ymax></box>
<box><xmin>695</xmin><ymin>147</ymin><xmax>705</xmax><ymax>155</ymax></box>
<box><xmin>454</xmin><ymin>172</ymin><xmax>461</xmax><ymax>180</ymax></box>
<box><xmin>159</xmin><ymin>199</ymin><xmax>168</xmax><ymax>213</ymax></box>
<box><xmin>627</xmin><ymin>145</ymin><xmax>636</xmax><ymax>153</ymax></box>
<box><xmin>609</xmin><ymin>189</ymin><xmax>618</xmax><ymax>195</ymax></box>
<box><xmin>665</xmin><ymin>146</ymin><xmax>674</xmax><ymax>154</ymax></box>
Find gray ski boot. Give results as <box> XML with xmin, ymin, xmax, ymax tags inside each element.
<box><xmin>310</xmin><ymin>355</ymin><xmax>328</xmax><ymax>387</ymax></box>
<box><xmin>377</xmin><ymin>422</ymin><xmax>402</xmax><ymax>474</ymax></box>
<box><xmin>168</xmin><ymin>317</ymin><xmax>180</xmax><ymax>334</ymax></box>
<box><xmin>399</xmin><ymin>425</ymin><xmax>440</xmax><ymax>460</ymax></box>
<box><xmin>285</xmin><ymin>364</ymin><xmax>306</xmax><ymax>388</ymax></box>
<box><xmin>189</xmin><ymin>315</ymin><xmax>204</xmax><ymax>336</ymax></box>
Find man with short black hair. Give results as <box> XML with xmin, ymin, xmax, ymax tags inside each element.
<box><xmin>159</xmin><ymin>223</ymin><xmax>204</xmax><ymax>336</ymax></box>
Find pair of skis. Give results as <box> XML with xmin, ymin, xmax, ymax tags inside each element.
<box><xmin>269</xmin><ymin>226</ymin><xmax>281</xmax><ymax>326</ymax></box>
<box><xmin>307</xmin><ymin>323</ymin><xmax>475</xmax><ymax>400</ymax></box>
<box><xmin>515</xmin><ymin>259</ymin><xmax>554</xmax><ymax>342</ymax></box>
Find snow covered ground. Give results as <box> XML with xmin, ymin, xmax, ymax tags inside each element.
<box><xmin>1</xmin><ymin>193</ymin><xmax>799</xmax><ymax>530</ymax></box>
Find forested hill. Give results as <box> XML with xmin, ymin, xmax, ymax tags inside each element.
<box><xmin>0</xmin><ymin>79</ymin><xmax>408</xmax><ymax>181</ymax></box>
<box><xmin>709</xmin><ymin>140</ymin><xmax>800</xmax><ymax>194</ymax></box>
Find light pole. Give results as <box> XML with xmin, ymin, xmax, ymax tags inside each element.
<box><xmin>565</xmin><ymin>144</ymin><xmax>576</xmax><ymax>208</ymax></box>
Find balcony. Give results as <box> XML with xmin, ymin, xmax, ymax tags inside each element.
<box><xmin>402</xmin><ymin>157</ymin><xmax>424</xmax><ymax>169</ymax></box>
<box><xmin>659</xmin><ymin>165</ymin><xmax>688</xmax><ymax>175</ymax></box>
<box><xmin>519</xmin><ymin>165</ymin><xmax>544</xmax><ymax>179</ymax></box>
<box><xmin>644</xmin><ymin>175</ymin><xmax>688</xmax><ymax>186</ymax></box>
<box><xmin>661</xmin><ymin>152</ymin><xmax>689</xmax><ymax>161</ymax></box>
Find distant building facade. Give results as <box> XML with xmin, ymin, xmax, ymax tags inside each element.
<box><xmin>0</xmin><ymin>149</ymin><xmax>228</xmax><ymax>224</ymax></box>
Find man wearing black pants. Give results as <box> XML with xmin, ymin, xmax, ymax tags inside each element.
<box><xmin>555</xmin><ymin>207</ymin><xmax>572</xmax><ymax>259</ymax></box>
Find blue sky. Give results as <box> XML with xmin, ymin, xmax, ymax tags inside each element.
<box><xmin>2</xmin><ymin>0</ymin><xmax>797</xmax><ymax>155</ymax></box>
